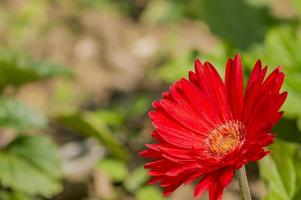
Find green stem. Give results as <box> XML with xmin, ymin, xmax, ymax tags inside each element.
<box><xmin>236</xmin><ymin>166</ymin><xmax>252</xmax><ymax>200</ymax></box>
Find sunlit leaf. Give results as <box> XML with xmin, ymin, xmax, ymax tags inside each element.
<box><xmin>131</xmin><ymin>95</ymin><xmax>152</xmax><ymax>116</ymax></box>
<box><xmin>136</xmin><ymin>186</ymin><xmax>164</xmax><ymax>200</ymax></box>
<box><xmin>57</xmin><ymin>112</ymin><xmax>129</xmax><ymax>161</ymax></box>
<box><xmin>0</xmin><ymin>191</ymin><xmax>32</xmax><ymax>200</ymax></box>
<box><xmin>140</xmin><ymin>0</ymin><xmax>184</xmax><ymax>24</ymax></box>
<box><xmin>124</xmin><ymin>166</ymin><xmax>148</xmax><ymax>192</ymax></box>
<box><xmin>259</xmin><ymin>140</ymin><xmax>301</xmax><ymax>199</ymax></box>
<box><xmin>98</xmin><ymin>159</ymin><xmax>128</xmax><ymax>182</ymax></box>
<box><xmin>0</xmin><ymin>50</ymin><xmax>72</xmax><ymax>91</ymax></box>
<box><xmin>94</xmin><ymin>110</ymin><xmax>125</xmax><ymax>127</ymax></box>
<box><xmin>292</xmin><ymin>0</ymin><xmax>301</xmax><ymax>19</ymax></box>
<box><xmin>0</xmin><ymin>98</ymin><xmax>47</xmax><ymax>132</ymax></box>
<box><xmin>155</xmin><ymin>50</ymin><xmax>199</xmax><ymax>83</ymax></box>
<box><xmin>0</xmin><ymin>135</ymin><xmax>62</xmax><ymax>197</ymax></box>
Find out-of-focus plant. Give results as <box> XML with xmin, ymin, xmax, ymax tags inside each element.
<box><xmin>0</xmin><ymin>50</ymin><xmax>72</xmax><ymax>90</ymax></box>
<box><xmin>259</xmin><ymin>140</ymin><xmax>301</xmax><ymax>200</ymax></box>
<box><xmin>57</xmin><ymin>111</ymin><xmax>130</xmax><ymax>161</ymax></box>
<box><xmin>0</xmin><ymin>50</ymin><xmax>70</xmax><ymax>199</ymax></box>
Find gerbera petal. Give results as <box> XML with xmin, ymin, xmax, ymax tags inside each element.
<box><xmin>166</xmin><ymin>162</ymin><xmax>200</xmax><ymax>176</ymax></box>
<box><xmin>194</xmin><ymin>174</ymin><xmax>215</xmax><ymax>199</ymax></box>
<box><xmin>149</xmin><ymin>111</ymin><xmax>205</xmax><ymax>148</ymax></box>
<box><xmin>243</xmin><ymin>61</ymin><xmax>267</xmax><ymax>122</ymax></box>
<box><xmin>245</xmin><ymin>60</ymin><xmax>266</xmax><ymax>93</ymax></box>
<box><xmin>247</xmin><ymin>91</ymin><xmax>287</xmax><ymax>131</ymax></box>
<box><xmin>225</xmin><ymin>54</ymin><xmax>244</xmax><ymax>119</ymax></box>
<box><xmin>162</xmin><ymin>172</ymin><xmax>193</xmax><ymax>196</ymax></box>
<box><xmin>219</xmin><ymin>169</ymin><xmax>234</xmax><ymax>187</ymax></box>
<box><xmin>139</xmin><ymin>148</ymin><xmax>161</xmax><ymax>158</ymax></box>
<box><xmin>179</xmin><ymin>78</ymin><xmax>221</xmax><ymax>126</ymax></box>
<box><xmin>243</xmin><ymin>62</ymin><xmax>286</xmax><ymax>138</ymax></box>
<box><xmin>184</xmin><ymin>171</ymin><xmax>204</xmax><ymax>185</ymax></box>
<box><xmin>209</xmin><ymin>182</ymin><xmax>223</xmax><ymax>200</ymax></box>
<box><xmin>159</xmin><ymin>99</ymin><xmax>209</xmax><ymax>135</ymax></box>
<box><xmin>189</xmin><ymin>71</ymin><xmax>199</xmax><ymax>85</ymax></box>
<box><xmin>169</xmin><ymin>80</ymin><xmax>213</xmax><ymax>130</ymax></box>
<box><xmin>195</xmin><ymin>59</ymin><xmax>232</xmax><ymax>122</ymax></box>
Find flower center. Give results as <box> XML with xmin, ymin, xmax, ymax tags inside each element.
<box><xmin>208</xmin><ymin>120</ymin><xmax>246</xmax><ymax>157</ymax></box>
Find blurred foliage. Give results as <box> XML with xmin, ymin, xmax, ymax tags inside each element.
<box><xmin>0</xmin><ymin>50</ymin><xmax>65</xmax><ymax>198</ymax></box>
<box><xmin>259</xmin><ymin>140</ymin><xmax>301</xmax><ymax>200</ymax></box>
<box><xmin>142</xmin><ymin>0</ymin><xmax>273</xmax><ymax>49</ymax></box>
<box><xmin>57</xmin><ymin>112</ymin><xmax>129</xmax><ymax>161</ymax></box>
<box><xmin>124</xmin><ymin>166</ymin><xmax>148</xmax><ymax>193</ymax></box>
<box><xmin>0</xmin><ymin>191</ymin><xmax>31</xmax><ymax>200</ymax></box>
<box><xmin>0</xmin><ymin>98</ymin><xmax>47</xmax><ymax>132</ymax></box>
<box><xmin>154</xmin><ymin>50</ymin><xmax>200</xmax><ymax>83</ymax></box>
<box><xmin>0</xmin><ymin>136</ymin><xmax>62</xmax><ymax>197</ymax></box>
<box><xmin>185</xmin><ymin>0</ymin><xmax>271</xmax><ymax>49</ymax></box>
<box><xmin>0</xmin><ymin>0</ymin><xmax>301</xmax><ymax>199</ymax></box>
<box><xmin>0</xmin><ymin>50</ymin><xmax>72</xmax><ymax>90</ymax></box>
<box><xmin>98</xmin><ymin>159</ymin><xmax>128</xmax><ymax>182</ymax></box>
<box><xmin>136</xmin><ymin>186</ymin><xmax>164</xmax><ymax>200</ymax></box>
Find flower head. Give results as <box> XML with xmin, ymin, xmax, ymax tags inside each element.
<box><xmin>140</xmin><ymin>54</ymin><xmax>287</xmax><ymax>200</ymax></box>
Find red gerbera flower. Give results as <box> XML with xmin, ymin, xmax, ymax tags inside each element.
<box><xmin>140</xmin><ymin>54</ymin><xmax>287</xmax><ymax>200</ymax></box>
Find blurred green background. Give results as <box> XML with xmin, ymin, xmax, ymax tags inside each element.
<box><xmin>0</xmin><ymin>0</ymin><xmax>301</xmax><ymax>200</ymax></box>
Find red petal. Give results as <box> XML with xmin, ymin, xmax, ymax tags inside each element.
<box><xmin>243</xmin><ymin>61</ymin><xmax>286</xmax><ymax>139</ymax></box>
<box><xmin>194</xmin><ymin>175</ymin><xmax>214</xmax><ymax>199</ymax></box>
<box><xmin>219</xmin><ymin>169</ymin><xmax>234</xmax><ymax>187</ymax></box>
<box><xmin>184</xmin><ymin>171</ymin><xmax>204</xmax><ymax>185</ymax></box>
<box><xmin>195</xmin><ymin>59</ymin><xmax>231</xmax><ymax>122</ymax></box>
<box><xmin>209</xmin><ymin>182</ymin><xmax>223</xmax><ymax>200</ymax></box>
<box><xmin>225</xmin><ymin>54</ymin><xmax>244</xmax><ymax>119</ymax></box>
<box><xmin>179</xmin><ymin>78</ymin><xmax>220</xmax><ymax>126</ymax></box>
<box><xmin>160</xmin><ymin>99</ymin><xmax>209</xmax><ymax>135</ymax></box>
<box><xmin>149</xmin><ymin>111</ymin><xmax>205</xmax><ymax>148</ymax></box>
<box><xmin>166</xmin><ymin>162</ymin><xmax>200</xmax><ymax>176</ymax></box>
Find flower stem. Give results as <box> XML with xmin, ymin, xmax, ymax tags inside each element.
<box><xmin>236</xmin><ymin>166</ymin><xmax>252</xmax><ymax>200</ymax></box>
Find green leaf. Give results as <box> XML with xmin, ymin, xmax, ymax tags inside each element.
<box><xmin>0</xmin><ymin>135</ymin><xmax>62</xmax><ymax>197</ymax></box>
<box><xmin>0</xmin><ymin>191</ymin><xmax>32</xmax><ymax>200</ymax></box>
<box><xmin>292</xmin><ymin>0</ymin><xmax>301</xmax><ymax>19</ymax></box>
<box><xmin>154</xmin><ymin>50</ymin><xmax>199</xmax><ymax>83</ymax></box>
<box><xmin>0</xmin><ymin>98</ymin><xmax>47</xmax><ymax>132</ymax></box>
<box><xmin>293</xmin><ymin>147</ymin><xmax>301</xmax><ymax>200</ymax></box>
<box><xmin>130</xmin><ymin>95</ymin><xmax>152</xmax><ymax>116</ymax></box>
<box><xmin>124</xmin><ymin>166</ymin><xmax>148</xmax><ymax>192</ymax></box>
<box><xmin>57</xmin><ymin>113</ymin><xmax>129</xmax><ymax>161</ymax></box>
<box><xmin>136</xmin><ymin>186</ymin><xmax>164</xmax><ymax>200</ymax></box>
<box><xmin>94</xmin><ymin>110</ymin><xmax>125</xmax><ymax>127</ymax></box>
<box><xmin>198</xmin><ymin>0</ymin><xmax>270</xmax><ymax>49</ymax></box>
<box><xmin>98</xmin><ymin>159</ymin><xmax>128</xmax><ymax>182</ymax></box>
<box><xmin>259</xmin><ymin>140</ymin><xmax>301</xmax><ymax>199</ymax></box>
<box><xmin>8</xmin><ymin>135</ymin><xmax>63</xmax><ymax>179</ymax></box>
<box><xmin>140</xmin><ymin>0</ymin><xmax>184</xmax><ymax>25</ymax></box>
<box><xmin>0</xmin><ymin>50</ymin><xmax>72</xmax><ymax>91</ymax></box>
<box><xmin>273</xmin><ymin>118</ymin><xmax>301</xmax><ymax>144</ymax></box>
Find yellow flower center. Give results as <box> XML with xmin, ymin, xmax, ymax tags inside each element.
<box><xmin>208</xmin><ymin>121</ymin><xmax>246</xmax><ymax>157</ymax></box>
